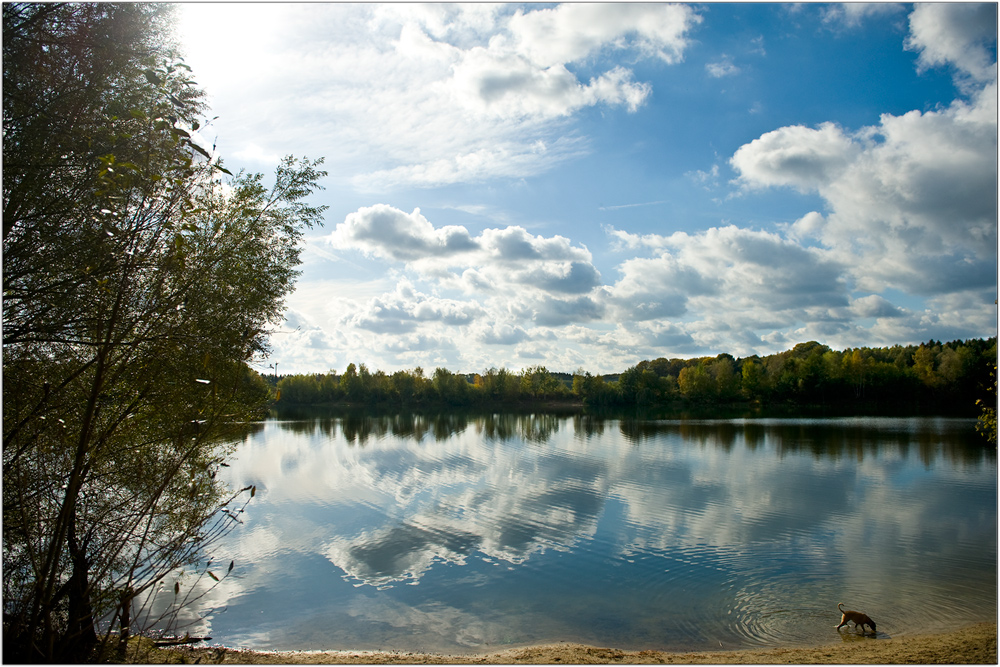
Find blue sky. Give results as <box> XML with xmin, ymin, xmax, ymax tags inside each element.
<box><xmin>177</xmin><ymin>3</ymin><xmax>997</xmax><ymax>375</ymax></box>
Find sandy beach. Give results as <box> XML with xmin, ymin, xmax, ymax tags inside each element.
<box><xmin>146</xmin><ymin>621</ymin><xmax>996</xmax><ymax>664</ymax></box>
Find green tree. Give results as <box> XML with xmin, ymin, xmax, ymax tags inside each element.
<box><xmin>678</xmin><ymin>361</ymin><xmax>713</xmax><ymax>401</ymax></box>
<box><xmin>740</xmin><ymin>359</ymin><xmax>763</xmax><ymax>399</ymax></box>
<box><xmin>573</xmin><ymin>370</ymin><xmax>614</xmax><ymax>406</ymax></box>
<box><xmin>340</xmin><ymin>363</ymin><xmax>363</xmax><ymax>402</ymax></box>
<box><xmin>392</xmin><ymin>370</ymin><xmax>417</xmax><ymax>404</ymax></box>
<box><xmin>842</xmin><ymin>349</ymin><xmax>869</xmax><ymax>399</ymax></box>
<box><xmin>520</xmin><ymin>365</ymin><xmax>564</xmax><ymax>399</ymax></box>
<box><xmin>479</xmin><ymin>367</ymin><xmax>519</xmax><ymax>402</ymax></box>
<box><xmin>278</xmin><ymin>374</ymin><xmax>321</xmax><ymax>404</ymax></box>
<box><xmin>913</xmin><ymin>344</ymin><xmax>939</xmax><ymax>388</ymax></box>
<box><xmin>977</xmin><ymin>363</ymin><xmax>997</xmax><ymax>445</ymax></box>
<box><xmin>433</xmin><ymin>367</ymin><xmax>471</xmax><ymax>405</ymax></box>
<box><xmin>2</xmin><ymin>5</ymin><xmax>326</xmax><ymax>661</ymax></box>
<box><xmin>710</xmin><ymin>355</ymin><xmax>740</xmax><ymax>401</ymax></box>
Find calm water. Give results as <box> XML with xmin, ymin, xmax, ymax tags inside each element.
<box><xmin>163</xmin><ymin>413</ymin><xmax>996</xmax><ymax>653</ymax></box>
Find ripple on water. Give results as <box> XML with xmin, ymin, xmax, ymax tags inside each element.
<box><xmin>207</xmin><ymin>415</ymin><xmax>995</xmax><ymax>654</ymax></box>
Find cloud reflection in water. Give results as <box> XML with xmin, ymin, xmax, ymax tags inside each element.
<box><xmin>186</xmin><ymin>414</ymin><xmax>995</xmax><ymax>653</ymax></box>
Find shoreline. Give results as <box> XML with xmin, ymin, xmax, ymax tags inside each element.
<box><xmin>148</xmin><ymin>621</ymin><xmax>996</xmax><ymax>664</ymax></box>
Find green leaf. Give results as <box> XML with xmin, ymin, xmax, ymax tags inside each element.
<box><xmin>143</xmin><ymin>69</ymin><xmax>162</xmax><ymax>85</ymax></box>
<box><xmin>189</xmin><ymin>142</ymin><xmax>212</xmax><ymax>160</ymax></box>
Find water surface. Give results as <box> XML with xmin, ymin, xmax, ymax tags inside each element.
<box><xmin>168</xmin><ymin>414</ymin><xmax>996</xmax><ymax>653</ymax></box>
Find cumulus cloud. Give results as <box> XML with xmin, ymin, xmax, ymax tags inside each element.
<box><xmin>347</xmin><ymin>280</ymin><xmax>485</xmax><ymax>335</ymax></box>
<box><xmin>328</xmin><ymin>205</ymin><xmax>602</xmax><ymax>303</ymax></box>
<box><xmin>187</xmin><ymin>4</ymin><xmax>701</xmax><ymax>191</ymax></box>
<box><xmin>849</xmin><ymin>294</ymin><xmax>904</xmax><ymax>319</ymax></box>
<box><xmin>506</xmin><ymin>3</ymin><xmax>701</xmax><ymax>68</ymax></box>
<box><xmin>452</xmin><ymin>54</ymin><xmax>652</xmax><ymax>119</ymax></box>
<box><xmin>517</xmin><ymin>294</ymin><xmax>605</xmax><ymax>327</ymax></box>
<box><xmin>784</xmin><ymin>211</ymin><xmax>826</xmax><ymax>242</ymax></box>
<box><xmin>318</xmin><ymin>206</ymin><xmax>609</xmax><ymax>362</ymax></box>
<box><xmin>906</xmin><ymin>3</ymin><xmax>998</xmax><ymax>84</ymax></box>
<box><xmin>523</xmin><ymin>261</ymin><xmax>602</xmax><ymax>295</ymax></box>
<box><xmin>600</xmin><ymin>225</ymin><xmax>854</xmax><ymax>356</ymax></box>
<box><xmin>265</xmin><ymin>309</ymin><xmax>347</xmax><ymax>373</ymax></box>
<box><xmin>331</xmin><ymin>205</ymin><xmax>478</xmax><ymax>262</ymax></box>
<box><xmin>730</xmin><ymin>122</ymin><xmax>860</xmax><ymax>192</ymax></box>
<box><xmin>474</xmin><ymin>322</ymin><xmax>532</xmax><ymax>346</ymax></box>
<box><xmin>731</xmin><ymin>60</ymin><xmax>996</xmax><ymax>296</ymax></box>
<box><xmin>608</xmin><ymin>226</ymin><xmax>848</xmax><ymax>308</ymax></box>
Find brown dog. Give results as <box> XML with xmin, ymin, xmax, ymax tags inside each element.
<box><xmin>836</xmin><ymin>602</ymin><xmax>876</xmax><ymax>634</ymax></box>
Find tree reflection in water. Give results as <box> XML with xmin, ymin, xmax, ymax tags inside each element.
<box><xmin>178</xmin><ymin>410</ymin><xmax>994</xmax><ymax>655</ymax></box>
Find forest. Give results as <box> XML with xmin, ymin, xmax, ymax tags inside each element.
<box><xmin>270</xmin><ymin>337</ymin><xmax>997</xmax><ymax>416</ymax></box>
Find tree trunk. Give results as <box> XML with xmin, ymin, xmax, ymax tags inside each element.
<box><xmin>63</xmin><ymin>510</ymin><xmax>98</xmax><ymax>662</ymax></box>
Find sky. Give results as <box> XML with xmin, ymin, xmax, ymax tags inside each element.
<box><xmin>175</xmin><ymin>2</ymin><xmax>998</xmax><ymax>376</ymax></box>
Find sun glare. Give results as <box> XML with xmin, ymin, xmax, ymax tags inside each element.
<box><xmin>175</xmin><ymin>4</ymin><xmax>280</xmax><ymax>92</ymax></box>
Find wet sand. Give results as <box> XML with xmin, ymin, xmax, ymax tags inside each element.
<box><xmin>151</xmin><ymin>621</ymin><xmax>995</xmax><ymax>664</ymax></box>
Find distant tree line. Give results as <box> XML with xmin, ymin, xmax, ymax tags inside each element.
<box><xmin>268</xmin><ymin>338</ymin><xmax>996</xmax><ymax>416</ymax></box>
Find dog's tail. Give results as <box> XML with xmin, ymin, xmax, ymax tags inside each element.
<box><xmin>838</xmin><ymin>602</ymin><xmax>846</xmax><ymax>613</ymax></box>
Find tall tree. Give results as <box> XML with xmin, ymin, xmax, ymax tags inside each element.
<box><xmin>2</xmin><ymin>4</ymin><xmax>327</xmax><ymax>661</ymax></box>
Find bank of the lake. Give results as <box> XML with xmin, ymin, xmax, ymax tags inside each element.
<box><xmin>147</xmin><ymin>622</ymin><xmax>996</xmax><ymax>664</ymax></box>
<box><xmin>269</xmin><ymin>400</ymin><xmax>982</xmax><ymax>422</ymax></box>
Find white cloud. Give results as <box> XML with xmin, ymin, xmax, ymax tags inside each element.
<box><xmin>473</xmin><ymin>321</ymin><xmax>532</xmax><ymax>346</ymax></box>
<box><xmin>353</xmin><ymin>138</ymin><xmax>587</xmax><ymax>191</ymax></box>
<box><xmin>180</xmin><ymin>4</ymin><xmax>701</xmax><ymax>191</ymax></box>
<box><xmin>328</xmin><ymin>205</ymin><xmax>601</xmax><ymax>303</ymax></box>
<box><xmin>706</xmin><ymin>57</ymin><xmax>741</xmax><ymax>78</ymax></box>
<box><xmin>347</xmin><ymin>280</ymin><xmax>485</xmax><ymax>335</ymax></box>
<box><xmin>264</xmin><ymin>308</ymin><xmax>347</xmax><ymax>373</ymax></box>
<box><xmin>602</xmin><ymin>225</ymin><xmax>851</xmax><ymax>355</ymax></box>
<box><xmin>730</xmin><ymin>122</ymin><xmax>860</xmax><ymax>192</ymax></box>
<box><xmin>906</xmin><ymin>3</ymin><xmax>998</xmax><ymax>84</ymax></box>
<box><xmin>451</xmin><ymin>52</ymin><xmax>652</xmax><ymax>119</ymax></box>
<box><xmin>330</xmin><ymin>205</ymin><xmax>478</xmax><ymax>263</ymax></box>
<box><xmin>506</xmin><ymin>3</ymin><xmax>701</xmax><ymax>68</ymax></box>
<box><xmin>850</xmin><ymin>294</ymin><xmax>904</xmax><ymax>319</ymax></box>
<box><xmin>305</xmin><ymin>206</ymin><xmax>614</xmax><ymax>369</ymax></box>
<box><xmin>822</xmin><ymin>3</ymin><xmax>906</xmax><ymax>29</ymax></box>
<box><xmin>784</xmin><ymin>211</ymin><xmax>826</xmax><ymax>242</ymax></box>
<box><xmin>230</xmin><ymin>142</ymin><xmax>282</xmax><ymax>166</ymax></box>
<box><xmin>730</xmin><ymin>85</ymin><xmax>997</xmax><ymax>295</ymax></box>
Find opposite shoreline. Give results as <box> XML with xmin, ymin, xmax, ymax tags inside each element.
<box><xmin>149</xmin><ymin>621</ymin><xmax>996</xmax><ymax>664</ymax></box>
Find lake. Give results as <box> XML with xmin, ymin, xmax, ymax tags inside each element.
<box><xmin>160</xmin><ymin>412</ymin><xmax>996</xmax><ymax>654</ymax></box>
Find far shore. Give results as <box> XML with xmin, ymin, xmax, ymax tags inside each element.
<box><xmin>144</xmin><ymin>621</ymin><xmax>996</xmax><ymax>664</ymax></box>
